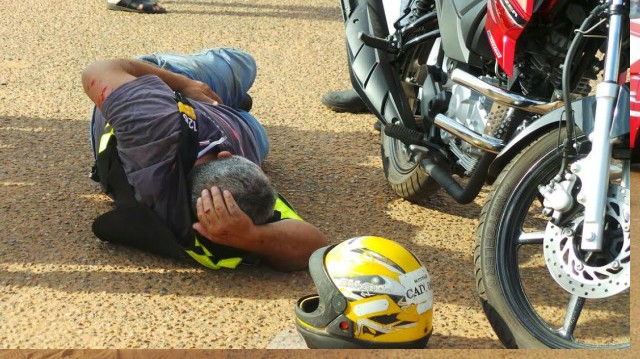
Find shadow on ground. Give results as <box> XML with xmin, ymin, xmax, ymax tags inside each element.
<box><xmin>161</xmin><ymin>1</ymin><xmax>342</xmax><ymax>21</ymax></box>
<box><xmin>1</xmin><ymin>116</ymin><xmax>480</xmax><ymax>308</ymax></box>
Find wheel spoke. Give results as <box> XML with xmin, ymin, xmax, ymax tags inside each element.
<box><xmin>518</xmin><ymin>230</ymin><xmax>545</xmax><ymax>245</ymax></box>
<box><xmin>557</xmin><ymin>294</ymin><xmax>586</xmax><ymax>340</ymax></box>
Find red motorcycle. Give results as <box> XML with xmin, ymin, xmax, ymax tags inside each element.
<box><xmin>340</xmin><ymin>0</ymin><xmax>630</xmax><ymax>348</ymax></box>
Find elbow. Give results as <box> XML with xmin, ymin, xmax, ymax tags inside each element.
<box><xmin>80</xmin><ymin>65</ymin><xmax>94</xmax><ymax>95</ymax></box>
<box><xmin>81</xmin><ymin>61</ymin><xmax>107</xmax><ymax>98</ymax></box>
<box><xmin>308</xmin><ymin>224</ymin><xmax>329</xmax><ymax>248</ymax></box>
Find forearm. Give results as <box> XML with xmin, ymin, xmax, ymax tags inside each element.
<box><xmin>115</xmin><ymin>59</ymin><xmax>192</xmax><ymax>91</ymax></box>
<box><xmin>192</xmin><ymin>187</ymin><xmax>328</xmax><ymax>272</ymax></box>
<box><xmin>83</xmin><ymin>59</ymin><xmax>191</xmax><ymax>95</ymax></box>
<box><xmin>241</xmin><ymin>220</ymin><xmax>328</xmax><ymax>272</ymax></box>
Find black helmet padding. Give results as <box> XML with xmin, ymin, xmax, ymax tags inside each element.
<box><xmin>294</xmin><ymin>245</ymin><xmax>347</xmax><ymax>328</ymax></box>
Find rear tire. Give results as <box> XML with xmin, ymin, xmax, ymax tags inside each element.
<box><xmin>380</xmin><ymin>40</ymin><xmax>440</xmax><ymax>202</ymax></box>
<box><xmin>381</xmin><ymin>131</ymin><xmax>439</xmax><ymax>202</ymax></box>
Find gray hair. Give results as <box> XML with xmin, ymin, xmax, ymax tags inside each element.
<box><xmin>189</xmin><ymin>156</ymin><xmax>276</xmax><ymax>225</ymax></box>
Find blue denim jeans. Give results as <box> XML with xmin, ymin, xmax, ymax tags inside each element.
<box><xmin>137</xmin><ymin>48</ymin><xmax>256</xmax><ymax>108</ymax></box>
<box><xmin>91</xmin><ymin>48</ymin><xmax>269</xmax><ymax>163</ymax></box>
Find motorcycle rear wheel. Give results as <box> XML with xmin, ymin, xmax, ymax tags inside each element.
<box><xmin>380</xmin><ymin>133</ymin><xmax>439</xmax><ymax>202</ymax></box>
<box><xmin>475</xmin><ymin>129</ymin><xmax>630</xmax><ymax>348</ymax></box>
<box><xmin>380</xmin><ymin>47</ymin><xmax>439</xmax><ymax>202</ymax></box>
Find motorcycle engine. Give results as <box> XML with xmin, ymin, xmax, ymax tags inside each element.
<box><xmin>441</xmin><ymin>78</ymin><xmax>497</xmax><ymax>175</ymax></box>
<box><xmin>516</xmin><ymin>2</ymin><xmax>601</xmax><ymax>99</ymax></box>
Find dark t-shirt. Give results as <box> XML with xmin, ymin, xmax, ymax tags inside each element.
<box><xmin>92</xmin><ymin>74</ymin><xmax>262</xmax><ymax>222</ymax></box>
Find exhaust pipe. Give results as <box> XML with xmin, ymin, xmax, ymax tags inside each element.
<box><xmin>450</xmin><ymin>69</ymin><xmax>563</xmax><ymax>115</ymax></box>
<box><xmin>434</xmin><ymin>114</ymin><xmax>505</xmax><ymax>154</ymax></box>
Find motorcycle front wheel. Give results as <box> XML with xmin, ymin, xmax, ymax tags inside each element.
<box><xmin>475</xmin><ymin>128</ymin><xmax>630</xmax><ymax>348</ymax></box>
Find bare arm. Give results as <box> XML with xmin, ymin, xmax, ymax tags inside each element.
<box><xmin>193</xmin><ymin>187</ymin><xmax>328</xmax><ymax>272</ymax></box>
<box><xmin>81</xmin><ymin>58</ymin><xmax>222</xmax><ymax>111</ymax></box>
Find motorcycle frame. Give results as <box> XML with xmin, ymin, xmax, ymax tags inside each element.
<box><xmin>341</xmin><ymin>0</ymin><xmax>629</xmax><ymax>209</ymax></box>
<box><xmin>489</xmin><ymin>86</ymin><xmax>630</xmax><ymax>180</ymax></box>
<box><xmin>489</xmin><ymin>1</ymin><xmax>630</xmax><ymax>183</ymax></box>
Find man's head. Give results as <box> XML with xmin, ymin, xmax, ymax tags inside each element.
<box><xmin>189</xmin><ymin>154</ymin><xmax>276</xmax><ymax>225</ymax></box>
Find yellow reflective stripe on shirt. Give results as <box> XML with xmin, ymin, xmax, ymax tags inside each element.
<box><xmin>275</xmin><ymin>197</ymin><xmax>302</xmax><ymax>220</ymax></box>
<box><xmin>216</xmin><ymin>257</ymin><xmax>243</xmax><ymax>268</ymax></box>
<box><xmin>187</xmin><ymin>196</ymin><xmax>301</xmax><ymax>270</ymax></box>
<box><xmin>98</xmin><ymin>124</ymin><xmax>115</xmax><ymax>154</ymax></box>
<box><xmin>178</xmin><ymin>100</ymin><xmax>243</xmax><ymax>269</ymax></box>
<box><xmin>178</xmin><ymin>101</ymin><xmax>196</xmax><ymax>120</ymax></box>
<box><xmin>185</xmin><ymin>237</ymin><xmax>243</xmax><ymax>270</ymax></box>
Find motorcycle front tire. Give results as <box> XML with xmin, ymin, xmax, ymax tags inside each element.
<box><xmin>474</xmin><ymin>128</ymin><xmax>630</xmax><ymax>349</ymax></box>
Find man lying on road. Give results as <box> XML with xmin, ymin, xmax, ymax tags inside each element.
<box><xmin>83</xmin><ymin>48</ymin><xmax>327</xmax><ymax>271</ymax></box>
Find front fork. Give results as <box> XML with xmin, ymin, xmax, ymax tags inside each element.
<box><xmin>575</xmin><ymin>0</ymin><xmax>626</xmax><ymax>251</ymax></box>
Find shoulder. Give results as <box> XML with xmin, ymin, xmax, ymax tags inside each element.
<box><xmin>102</xmin><ymin>75</ymin><xmax>171</xmax><ymax>110</ymax></box>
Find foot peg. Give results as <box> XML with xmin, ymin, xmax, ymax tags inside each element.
<box><xmin>384</xmin><ymin>123</ymin><xmax>423</xmax><ymax>145</ymax></box>
<box><xmin>359</xmin><ymin>32</ymin><xmax>398</xmax><ymax>54</ymax></box>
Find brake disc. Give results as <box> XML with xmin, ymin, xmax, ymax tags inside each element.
<box><xmin>543</xmin><ymin>184</ymin><xmax>630</xmax><ymax>299</ymax></box>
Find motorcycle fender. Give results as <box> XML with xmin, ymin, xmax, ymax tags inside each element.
<box><xmin>611</xmin><ymin>84</ymin><xmax>630</xmax><ymax>138</ymax></box>
<box><xmin>488</xmin><ymin>97</ymin><xmax>597</xmax><ymax>179</ymax></box>
<box><xmin>341</xmin><ymin>0</ymin><xmax>416</xmax><ymax>128</ymax></box>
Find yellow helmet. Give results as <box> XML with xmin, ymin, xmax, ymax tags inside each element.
<box><xmin>295</xmin><ymin>236</ymin><xmax>433</xmax><ymax>349</ymax></box>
